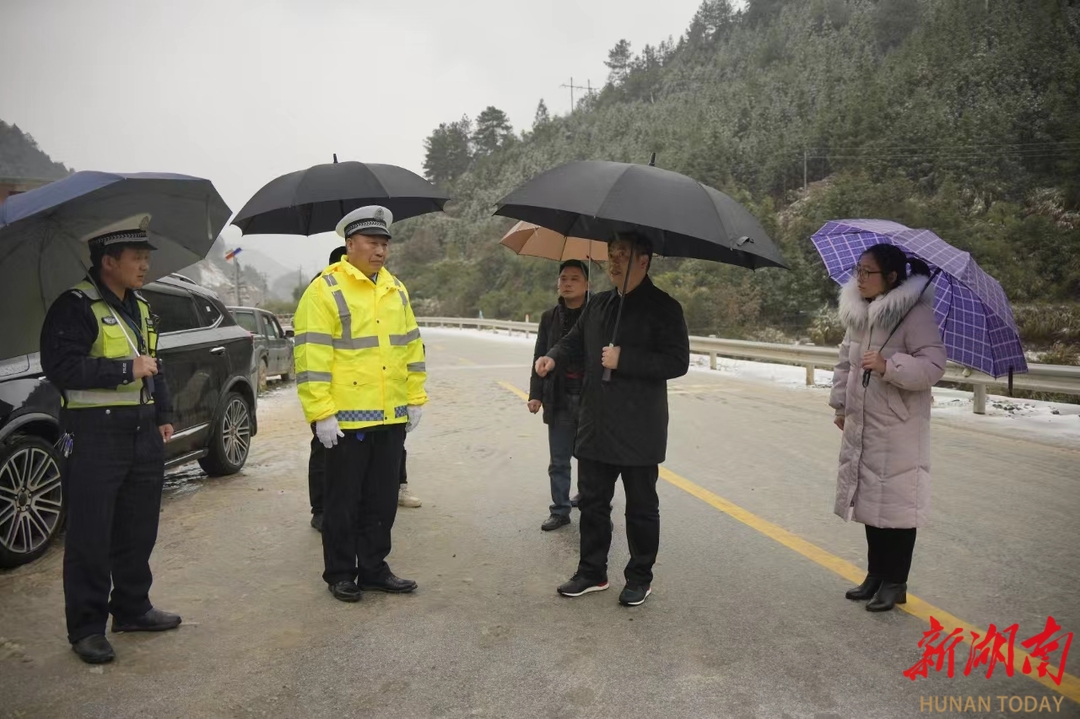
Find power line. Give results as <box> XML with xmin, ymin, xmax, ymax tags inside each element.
<box><xmin>560</xmin><ymin>77</ymin><xmax>597</xmax><ymax>113</ymax></box>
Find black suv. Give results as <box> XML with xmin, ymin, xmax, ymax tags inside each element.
<box><xmin>0</xmin><ymin>274</ymin><xmax>258</xmax><ymax>568</ymax></box>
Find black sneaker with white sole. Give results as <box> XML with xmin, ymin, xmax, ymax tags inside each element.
<box><xmin>557</xmin><ymin>574</ymin><xmax>609</xmax><ymax>597</ymax></box>
<box><xmin>618</xmin><ymin>584</ymin><xmax>651</xmax><ymax>606</ymax></box>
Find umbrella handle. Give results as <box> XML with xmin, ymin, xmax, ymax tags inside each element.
<box><xmin>602</xmin><ymin>257</ymin><xmax>633</xmax><ymax>383</ymax></box>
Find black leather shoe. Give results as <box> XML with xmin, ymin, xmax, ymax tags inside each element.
<box><xmin>328</xmin><ymin>581</ymin><xmax>363</xmax><ymax>602</ymax></box>
<box><xmin>845</xmin><ymin>574</ymin><xmax>883</xmax><ymax>601</ymax></box>
<box><xmin>112</xmin><ymin>608</ymin><xmax>182</xmax><ymax>633</ymax></box>
<box><xmin>310</xmin><ymin>513</ymin><xmax>323</xmax><ymax>532</ymax></box>
<box><xmin>359</xmin><ymin>574</ymin><xmax>417</xmax><ymax>593</ymax></box>
<box><xmin>619</xmin><ymin>584</ymin><xmax>652</xmax><ymax>606</ymax></box>
<box><xmin>867</xmin><ymin>582</ymin><xmax>907</xmax><ymax>612</ymax></box>
<box><xmin>72</xmin><ymin>634</ymin><xmax>115</xmax><ymax>664</ymax></box>
<box><xmin>541</xmin><ymin>514</ymin><xmax>571</xmax><ymax>531</ymax></box>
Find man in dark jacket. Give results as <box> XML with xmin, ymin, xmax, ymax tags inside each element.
<box><xmin>40</xmin><ymin>217</ymin><xmax>181</xmax><ymax>664</ymax></box>
<box><xmin>535</xmin><ymin>232</ymin><xmax>689</xmax><ymax>607</ymax></box>
<box><xmin>528</xmin><ymin>259</ymin><xmax>589</xmax><ymax>531</ymax></box>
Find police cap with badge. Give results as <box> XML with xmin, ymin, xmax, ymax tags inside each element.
<box><xmin>85</xmin><ymin>214</ymin><xmax>158</xmax><ymax>259</ymax></box>
<box><xmin>336</xmin><ymin>206</ymin><xmax>393</xmax><ymax>240</ymax></box>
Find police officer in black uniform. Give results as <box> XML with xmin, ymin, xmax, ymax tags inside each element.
<box><xmin>40</xmin><ymin>215</ymin><xmax>181</xmax><ymax>664</ymax></box>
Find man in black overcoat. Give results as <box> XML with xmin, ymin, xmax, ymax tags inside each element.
<box><xmin>535</xmin><ymin>232</ymin><xmax>689</xmax><ymax>606</ymax></box>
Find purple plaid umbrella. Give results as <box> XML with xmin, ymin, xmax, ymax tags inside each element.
<box><xmin>810</xmin><ymin>219</ymin><xmax>1027</xmax><ymax>380</ymax></box>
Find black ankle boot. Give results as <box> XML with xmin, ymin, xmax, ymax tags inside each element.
<box><xmin>866</xmin><ymin>581</ymin><xmax>907</xmax><ymax>611</ymax></box>
<box><xmin>845</xmin><ymin>575</ymin><xmax>882</xmax><ymax>601</ymax></box>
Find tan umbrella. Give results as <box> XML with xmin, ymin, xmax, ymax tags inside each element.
<box><xmin>499</xmin><ymin>220</ymin><xmax>607</xmax><ymax>263</ymax></box>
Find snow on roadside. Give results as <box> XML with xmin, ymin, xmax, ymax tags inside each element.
<box><xmin>421</xmin><ymin>326</ymin><xmax>1079</xmax><ymax>446</ymax></box>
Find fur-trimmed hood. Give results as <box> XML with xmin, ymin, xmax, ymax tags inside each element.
<box><xmin>837</xmin><ymin>273</ymin><xmax>934</xmax><ymax>334</ymax></box>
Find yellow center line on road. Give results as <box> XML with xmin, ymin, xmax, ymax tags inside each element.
<box><xmin>495</xmin><ymin>379</ymin><xmax>1080</xmax><ymax>706</ymax></box>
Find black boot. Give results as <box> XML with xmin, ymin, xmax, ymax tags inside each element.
<box><xmin>867</xmin><ymin>581</ymin><xmax>907</xmax><ymax>612</ymax></box>
<box><xmin>845</xmin><ymin>574</ymin><xmax>883</xmax><ymax>601</ymax></box>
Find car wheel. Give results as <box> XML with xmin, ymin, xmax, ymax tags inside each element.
<box><xmin>0</xmin><ymin>435</ymin><xmax>65</xmax><ymax>568</ymax></box>
<box><xmin>198</xmin><ymin>392</ymin><xmax>253</xmax><ymax>477</ymax></box>
<box><xmin>281</xmin><ymin>358</ymin><xmax>293</xmax><ymax>383</ymax></box>
<box><xmin>257</xmin><ymin>359</ymin><xmax>268</xmax><ymax>393</ymax></box>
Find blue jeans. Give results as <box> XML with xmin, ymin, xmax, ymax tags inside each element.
<box><xmin>547</xmin><ymin>394</ymin><xmax>579</xmax><ymax>517</ymax></box>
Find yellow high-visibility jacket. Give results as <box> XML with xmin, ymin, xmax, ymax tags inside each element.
<box><xmin>294</xmin><ymin>260</ymin><xmax>427</xmax><ymax>429</ymax></box>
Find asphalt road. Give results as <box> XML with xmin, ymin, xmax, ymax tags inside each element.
<box><xmin>0</xmin><ymin>328</ymin><xmax>1077</xmax><ymax>719</ymax></box>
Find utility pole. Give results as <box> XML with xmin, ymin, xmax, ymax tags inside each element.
<box><xmin>235</xmin><ymin>259</ymin><xmax>241</xmax><ymax>305</ymax></box>
<box><xmin>561</xmin><ymin>77</ymin><xmax>595</xmax><ymax>113</ymax></box>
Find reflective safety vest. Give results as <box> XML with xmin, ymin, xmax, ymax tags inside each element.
<box><xmin>63</xmin><ymin>280</ymin><xmax>158</xmax><ymax>409</ymax></box>
<box><xmin>293</xmin><ymin>261</ymin><xmax>427</xmax><ymax>430</ymax></box>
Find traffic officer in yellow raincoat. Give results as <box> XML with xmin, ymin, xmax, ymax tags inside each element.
<box><xmin>39</xmin><ymin>215</ymin><xmax>181</xmax><ymax>664</ymax></box>
<box><xmin>294</xmin><ymin>205</ymin><xmax>428</xmax><ymax>602</ymax></box>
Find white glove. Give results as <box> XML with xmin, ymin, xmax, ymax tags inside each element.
<box><xmin>405</xmin><ymin>406</ymin><xmax>423</xmax><ymax>433</ymax></box>
<box><xmin>315</xmin><ymin>416</ymin><xmax>344</xmax><ymax>449</ymax></box>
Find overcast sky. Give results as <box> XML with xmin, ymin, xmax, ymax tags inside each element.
<box><xmin>1</xmin><ymin>0</ymin><xmax>708</xmax><ymax>274</ymax></box>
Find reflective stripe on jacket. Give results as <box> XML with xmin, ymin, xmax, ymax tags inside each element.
<box><xmin>293</xmin><ymin>261</ymin><xmax>427</xmax><ymax>430</ymax></box>
<box><xmin>63</xmin><ymin>280</ymin><xmax>157</xmax><ymax>409</ymax></box>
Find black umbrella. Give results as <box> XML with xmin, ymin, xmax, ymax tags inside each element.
<box><xmin>232</xmin><ymin>155</ymin><xmax>450</xmax><ymax>235</ymax></box>
<box><xmin>493</xmin><ymin>158</ymin><xmax>787</xmax><ymax>269</ymax></box>
<box><xmin>494</xmin><ymin>158</ymin><xmax>787</xmax><ymax>380</ymax></box>
<box><xmin>0</xmin><ymin>171</ymin><xmax>232</xmax><ymax>361</ymax></box>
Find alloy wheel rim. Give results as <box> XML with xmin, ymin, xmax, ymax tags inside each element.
<box><xmin>222</xmin><ymin>399</ymin><xmax>251</xmax><ymax>467</ymax></box>
<box><xmin>0</xmin><ymin>446</ymin><xmax>63</xmax><ymax>555</ymax></box>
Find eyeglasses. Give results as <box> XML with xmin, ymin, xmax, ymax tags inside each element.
<box><xmin>854</xmin><ymin>267</ymin><xmax>883</xmax><ymax>280</ymax></box>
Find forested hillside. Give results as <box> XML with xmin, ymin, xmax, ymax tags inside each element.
<box><xmin>392</xmin><ymin>0</ymin><xmax>1080</xmax><ymax>355</ymax></box>
<box><xmin>0</xmin><ymin>121</ymin><xmax>71</xmax><ymax>180</ymax></box>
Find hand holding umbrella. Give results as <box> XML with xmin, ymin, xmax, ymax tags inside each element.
<box><xmin>601</xmin><ymin>345</ymin><xmax>621</xmax><ymax>369</ymax></box>
<box><xmin>495</xmin><ymin>157</ymin><xmax>788</xmax><ymax>383</ymax></box>
<box><xmin>810</xmin><ymin>219</ymin><xmax>1027</xmax><ymax>383</ymax></box>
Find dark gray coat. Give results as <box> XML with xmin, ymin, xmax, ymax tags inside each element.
<box><xmin>547</xmin><ymin>276</ymin><xmax>689</xmax><ymax>466</ymax></box>
<box><xmin>529</xmin><ymin>298</ymin><xmax>586</xmax><ymax>424</ymax></box>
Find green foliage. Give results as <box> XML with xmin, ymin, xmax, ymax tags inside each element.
<box><xmin>1014</xmin><ymin>304</ymin><xmax>1080</xmax><ymax>347</ymax></box>
<box><xmin>1039</xmin><ymin>342</ymin><xmax>1079</xmax><ymax>367</ymax></box>
<box><xmin>533</xmin><ymin>100</ymin><xmax>551</xmax><ymax>128</ymax></box>
<box><xmin>605</xmin><ymin>39</ymin><xmax>634</xmax><ymax>86</ymax></box>
<box><xmin>472</xmin><ymin>107</ymin><xmax>514</xmax><ymax>157</ymax></box>
<box><xmin>403</xmin><ymin>0</ymin><xmax>1079</xmax><ymax>352</ymax></box>
<box><xmin>422</xmin><ymin>117</ymin><xmax>473</xmax><ymax>186</ymax></box>
<box><xmin>0</xmin><ymin>122</ymin><xmax>71</xmax><ymax>179</ymax></box>
<box><xmin>259</xmin><ymin>298</ymin><xmax>298</xmax><ymax>315</ymax></box>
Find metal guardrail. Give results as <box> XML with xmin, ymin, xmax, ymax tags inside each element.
<box><xmin>416</xmin><ymin>316</ymin><xmax>1080</xmax><ymax>415</ymax></box>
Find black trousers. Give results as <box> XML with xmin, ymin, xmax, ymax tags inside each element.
<box><xmin>59</xmin><ymin>405</ymin><xmax>165</xmax><ymax>643</ymax></box>
<box><xmin>865</xmin><ymin>525</ymin><xmax>918</xmax><ymax>583</ymax></box>
<box><xmin>310</xmin><ymin>429</ymin><xmax>407</xmax><ymax>514</ymax></box>
<box><xmin>577</xmin><ymin>458</ymin><xmax>660</xmax><ymax>586</ymax></box>
<box><xmin>321</xmin><ymin>425</ymin><xmax>405</xmax><ymax>585</ymax></box>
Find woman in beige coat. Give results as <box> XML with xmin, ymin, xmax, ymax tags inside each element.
<box><xmin>830</xmin><ymin>243</ymin><xmax>947</xmax><ymax>611</ymax></box>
